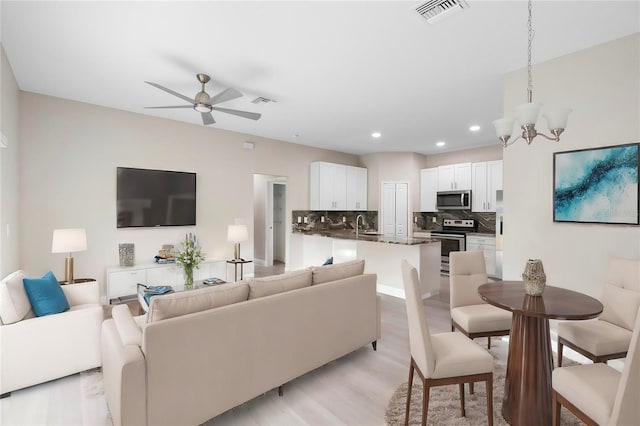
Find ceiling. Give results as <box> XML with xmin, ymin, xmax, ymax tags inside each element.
<box><xmin>1</xmin><ymin>1</ymin><xmax>638</xmax><ymax>155</ymax></box>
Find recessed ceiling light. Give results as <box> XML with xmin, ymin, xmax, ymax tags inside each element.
<box><xmin>371</xmin><ymin>132</ymin><xmax>381</xmax><ymax>138</ymax></box>
<box><xmin>436</xmin><ymin>141</ymin><xmax>446</xmax><ymax>147</ymax></box>
<box><xmin>469</xmin><ymin>125</ymin><xmax>481</xmax><ymax>132</ymax></box>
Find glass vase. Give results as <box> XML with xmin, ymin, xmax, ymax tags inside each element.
<box><xmin>183</xmin><ymin>267</ymin><xmax>194</xmax><ymax>289</ymax></box>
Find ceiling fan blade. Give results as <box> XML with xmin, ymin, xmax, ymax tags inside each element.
<box><xmin>144</xmin><ymin>105</ymin><xmax>193</xmax><ymax>109</ymax></box>
<box><xmin>201</xmin><ymin>112</ymin><xmax>215</xmax><ymax>125</ymax></box>
<box><xmin>209</xmin><ymin>87</ymin><xmax>243</xmax><ymax>106</ymax></box>
<box><xmin>212</xmin><ymin>106</ymin><xmax>261</xmax><ymax>121</ymax></box>
<box><xmin>144</xmin><ymin>81</ymin><xmax>195</xmax><ymax>104</ymax></box>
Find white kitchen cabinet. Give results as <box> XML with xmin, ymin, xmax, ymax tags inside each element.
<box><xmin>346</xmin><ymin>166</ymin><xmax>367</xmax><ymax>210</ymax></box>
<box><xmin>310</xmin><ymin>161</ymin><xmax>367</xmax><ymax>210</ymax></box>
<box><xmin>471</xmin><ymin>160</ymin><xmax>503</xmax><ymax>212</ymax></box>
<box><xmin>420</xmin><ymin>168</ymin><xmax>438</xmax><ymax>212</ymax></box>
<box><xmin>466</xmin><ymin>235</ymin><xmax>497</xmax><ymax>277</ymax></box>
<box><xmin>437</xmin><ymin>162</ymin><xmax>471</xmax><ymax>191</ymax></box>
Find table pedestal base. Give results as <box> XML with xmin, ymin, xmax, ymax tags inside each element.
<box><xmin>502</xmin><ymin>310</ymin><xmax>554</xmax><ymax>425</ymax></box>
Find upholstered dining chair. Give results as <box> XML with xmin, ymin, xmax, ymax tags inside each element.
<box><xmin>552</xmin><ymin>309</ymin><xmax>640</xmax><ymax>426</ymax></box>
<box><xmin>557</xmin><ymin>257</ymin><xmax>640</xmax><ymax>367</ymax></box>
<box><xmin>449</xmin><ymin>251</ymin><xmax>511</xmax><ymax>349</ymax></box>
<box><xmin>400</xmin><ymin>259</ymin><xmax>494</xmax><ymax>426</ymax></box>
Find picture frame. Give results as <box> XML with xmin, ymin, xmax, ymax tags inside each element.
<box><xmin>553</xmin><ymin>143</ymin><xmax>639</xmax><ymax>225</ymax></box>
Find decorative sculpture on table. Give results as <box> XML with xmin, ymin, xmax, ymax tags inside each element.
<box><xmin>176</xmin><ymin>233</ymin><xmax>205</xmax><ymax>288</ymax></box>
<box><xmin>522</xmin><ymin>259</ymin><xmax>546</xmax><ymax>296</ymax></box>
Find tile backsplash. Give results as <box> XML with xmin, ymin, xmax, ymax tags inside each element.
<box><xmin>413</xmin><ymin>211</ymin><xmax>496</xmax><ymax>234</ymax></box>
<box><xmin>292</xmin><ymin>210</ymin><xmax>378</xmax><ymax>233</ymax></box>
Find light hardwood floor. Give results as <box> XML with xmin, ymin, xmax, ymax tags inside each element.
<box><xmin>0</xmin><ymin>276</ymin><xmax>583</xmax><ymax>425</ymax></box>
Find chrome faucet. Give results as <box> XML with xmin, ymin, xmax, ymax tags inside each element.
<box><xmin>355</xmin><ymin>214</ymin><xmax>365</xmax><ymax>239</ymax></box>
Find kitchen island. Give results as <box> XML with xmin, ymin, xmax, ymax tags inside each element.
<box><xmin>289</xmin><ymin>232</ymin><xmax>441</xmax><ymax>299</ymax></box>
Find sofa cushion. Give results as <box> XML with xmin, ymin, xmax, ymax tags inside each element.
<box><xmin>311</xmin><ymin>259</ymin><xmax>365</xmax><ymax>285</ymax></box>
<box><xmin>0</xmin><ymin>270</ymin><xmax>32</xmax><ymax>324</ymax></box>
<box><xmin>599</xmin><ymin>284</ymin><xmax>640</xmax><ymax>331</ymax></box>
<box><xmin>22</xmin><ymin>271</ymin><xmax>70</xmax><ymax>317</ymax></box>
<box><xmin>248</xmin><ymin>269</ymin><xmax>312</xmax><ymax>299</ymax></box>
<box><xmin>147</xmin><ymin>282</ymin><xmax>249</xmax><ymax>322</ymax></box>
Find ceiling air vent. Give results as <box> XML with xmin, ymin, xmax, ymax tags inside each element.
<box><xmin>415</xmin><ymin>0</ymin><xmax>469</xmax><ymax>24</ymax></box>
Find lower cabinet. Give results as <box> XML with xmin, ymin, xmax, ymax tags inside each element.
<box><xmin>106</xmin><ymin>260</ymin><xmax>225</xmax><ymax>303</ymax></box>
<box><xmin>466</xmin><ymin>235</ymin><xmax>496</xmax><ymax>277</ymax></box>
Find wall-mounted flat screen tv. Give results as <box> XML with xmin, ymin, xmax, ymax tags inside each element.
<box><xmin>116</xmin><ymin>167</ymin><xmax>196</xmax><ymax>228</ymax></box>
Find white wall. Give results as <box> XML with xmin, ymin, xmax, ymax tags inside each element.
<box><xmin>0</xmin><ymin>45</ymin><xmax>20</xmax><ymax>277</ymax></box>
<box><xmin>18</xmin><ymin>92</ymin><xmax>358</xmax><ymax>297</ymax></box>
<box><xmin>425</xmin><ymin>144</ymin><xmax>502</xmax><ymax>168</ymax></box>
<box><xmin>503</xmin><ymin>34</ymin><xmax>640</xmax><ymax>297</ymax></box>
<box><xmin>360</xmin><ymin>152</ymin><xmax>424</xmax><ymax>212</ymax></box>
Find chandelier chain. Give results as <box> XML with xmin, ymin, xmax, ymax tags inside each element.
<box><xmin>527</xmin><ymin>0</ymin><xmax>535</xmax><ymax>95</ymax></box>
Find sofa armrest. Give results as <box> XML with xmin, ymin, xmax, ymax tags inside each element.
<box><xmin>62</xmin><ymin>281</ymin><xmax>100</xmax><ymax>306</ymax></box>
<box><xmin>102</xmin><ymin>317</ymin><xmax>146</xmax><ymax>426</ymax></box>
<box><xmin>111</xmin><ymin>304</ymin><xmax>142</xmax><ymax>346</ymax></box>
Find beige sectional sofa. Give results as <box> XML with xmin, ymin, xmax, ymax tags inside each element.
<box><xmin>102</xmin><ymin>259</ymin><xmax>380</xmax><ymax>426</ymax></box>
<box><xmin>0</xmin><ymin>271</ymin><xmax>103</xmax><ymax>395</ymax></box>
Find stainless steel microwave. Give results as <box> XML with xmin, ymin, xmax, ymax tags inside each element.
<box><xmin>436</xmin><ymin>190</ymin><xmax>471</xmax><ymax>210</ymax></box>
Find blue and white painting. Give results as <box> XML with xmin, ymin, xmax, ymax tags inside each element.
<box><xmin>554</xmin><ymin>143</ymin><xmax>639</xmax><ymax>224</ymax></box>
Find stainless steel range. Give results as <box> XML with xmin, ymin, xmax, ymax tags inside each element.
<box><xmin>430</xmin><ymin>219</ymin><xmax>478</xmax><ymax>275</ymax></box>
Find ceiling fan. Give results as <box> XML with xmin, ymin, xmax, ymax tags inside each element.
<box><xmin>144</xmin><ymin>73</ymin><xmax>261</xmax><ymax>125</ymax></box>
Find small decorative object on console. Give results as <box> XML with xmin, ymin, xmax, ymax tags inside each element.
<box><xmin>522</xmin><ymin>258</ymin><xmax>546</xmax><ymax>296</ymax></box>
<box><xmin>176</xmin><ymin>233</ymin><xmax>206</xmax><ymax>289</ymax></box>
<box><xmin>203</xmin><ymin>277</ymin><xmax>225</xmax><ymax>286</ymax></box>
<box><xmin>119</xmin><ymin>243</ymin><xmax>135</xmax><ymax>267</ymax></box>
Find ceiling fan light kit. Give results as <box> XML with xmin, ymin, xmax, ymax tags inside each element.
<box><xmin>145</xmin><ymin>73</ymin><xmax>261</xmax><ymax>125</ymax></box>
<box><xmin>493</xmin><ymin>0</ymin><xmax>572</xmax><ymax>148</ymax></box>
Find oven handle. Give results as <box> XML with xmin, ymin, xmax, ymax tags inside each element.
<box><xmin>431</xmin><ymin>233</ymin><xmax>465</xmax><ymax>240</ymax></box>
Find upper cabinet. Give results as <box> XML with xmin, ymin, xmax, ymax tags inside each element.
<box><xmin>420</xmin><ymin>168</ymin><xmax>438</xmax><ymax>212</ymax></box>
<box><xmin>437</xmin><ymin>162</ymin><xmax>471</xmax><ymax>191</ymax></box>
<box><xmin>346</xmin><ymin>166</ymin><xmax>367</xmax><ymax>210</ymax></box>
<box><xmin>310</xmin><ymin>161</ymin><xmax>367</xmax><ymax>211</ymax></box>
<box><xmin>471</xmin><ymin>160</ymin><xmax>503</xmax><ymax>212</ymax></box>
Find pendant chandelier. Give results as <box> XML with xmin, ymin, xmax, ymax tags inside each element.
<box><xmin>492</xmin><ymin>0</ymin><xmax>572</xmax><ymax>148</ymax></box>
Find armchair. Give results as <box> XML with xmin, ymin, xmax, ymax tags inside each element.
<box><xmin>0</xmin><ymin>271</ymin><xmax>103</xmax><ymax>396</ymax></box>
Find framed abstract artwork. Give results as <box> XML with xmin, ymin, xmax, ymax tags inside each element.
<box><xmin>553</xmin><ymin>143</ymin><xmax>639</xmax><ymax>225</ymax></box>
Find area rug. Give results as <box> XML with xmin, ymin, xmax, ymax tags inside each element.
<box><xmin>384</xmin><ymin>340</ymin><xmax>583</xmax><ymax>425</ymax></box>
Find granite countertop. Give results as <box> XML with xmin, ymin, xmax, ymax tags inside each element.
<box><xmin>293</xmin><ymin>230</ymin><xmax>441</xmax><ymax>246</ymax></box>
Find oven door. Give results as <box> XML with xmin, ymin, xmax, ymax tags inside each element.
<box><xmin>431</xmin><ymin>233</ymin><xmax>465</xmax><ymax>274</ymax></box>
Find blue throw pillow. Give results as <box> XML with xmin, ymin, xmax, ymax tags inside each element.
<box><xmin>23</xmin><ymin>271</ymin><xmax>70</xmax><ymax>317</ymax></box>
<box><xmin>323</xmin><ymin>257</ymin><xmax>334</xmax><ymax>265</ymax></box>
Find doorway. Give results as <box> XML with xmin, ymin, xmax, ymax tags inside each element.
<box><xmin>253</xmin><ymin>174</ymin><xmax>287</xmax><ymax>273</ymax></box>
<box><xmin>381</xmin><ymin>182</ymin><xmax>409</xmax><ymax>238</ymax></box>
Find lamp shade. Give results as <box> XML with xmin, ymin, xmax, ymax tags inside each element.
<box><xmin>515</xmin><ymin>101</ymin><xmax>542</xmax><ymax>126</ymax></box>
<box><xmin>227</xmin><ymin>225</ymin><xmax>248</xmax><ymax>243</ymax></box>
<box><xmin>492</xmin><ymin>118</ymin><xmax>515</xmax><ymax>138</ymax></box>
<box><xmin>52</xmin><ymin>228</ymin><xmax>87</xmax><ymax>253</ymax></box>
<box><xmin>543</xmin><ymin>107</ymin><xmax>572</xmax><ymax>130</ymax></box>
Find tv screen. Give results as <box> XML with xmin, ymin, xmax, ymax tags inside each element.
<box><xmin>116</xmin><ymin>167</ymin><xmax>196</xmax><ymax>228</ymax></box>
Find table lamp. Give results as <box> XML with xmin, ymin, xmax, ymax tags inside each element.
<box><xmin>227</xmin><ymin>224</ymin><xmax>248</xmax><ymax>261</ymax></box>
<box><xmin>51</xmin><ymin>228</ymin><xmax>87</xmax><ymax>283</ymax></box>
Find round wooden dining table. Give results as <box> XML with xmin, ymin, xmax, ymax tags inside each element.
<box><xmin>478</xmin><ymin>281</ymin><xmax>603</xmax><ymax>426</ymax></box>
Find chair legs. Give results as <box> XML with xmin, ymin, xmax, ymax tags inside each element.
<box><xmin>405</xmin><ymin>360</ymin><xmax>414</xmax><ymax>426</ymax></box>
<box><xmin>404</xmin><ymin>358</ymin><xmax>493</xmax><ymax>425</ymax></box>
<box><xmin>486</xmin><ymin>372</ymin><xmax>493</xmax><ymax>426</ymax></box>
<box><xmin>558</xmin><ymin>340</ymin><xmax>564</xmax><ymax>367</ymax></box>
<box><xmin>487</xmin><ymin>336</ymin><xmax>491</xmax><ymax>349</ymax></box>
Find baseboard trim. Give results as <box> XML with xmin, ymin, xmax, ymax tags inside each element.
<box><xmin>254</xmin><ymin>258</ymin><xmax>266</xmax><ymax>267</ymax></box>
